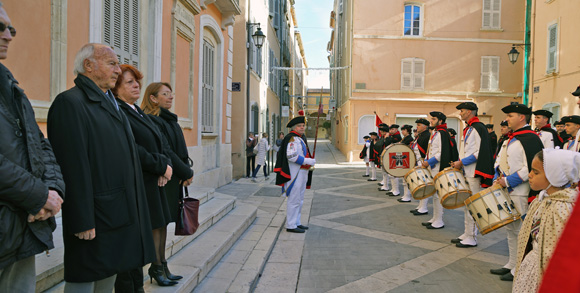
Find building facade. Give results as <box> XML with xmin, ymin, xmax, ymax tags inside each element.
<box><xmin>328</xmin><ymin>0</ymin><xmax>525</xmax><ymax>161</ymax></box>
<box><xmin>4</xmin><ymin>0</ymin><xmax>240</xmax><ymax>188</ymax></box>
<box><xmin>528</xmin><ymin>0</ymin><xmax>580</xmax><ymax>120</ymax></box>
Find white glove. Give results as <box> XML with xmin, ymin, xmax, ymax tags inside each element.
<box><xmin>303</xmin><ymin>158</ymin><xmax>316</xmax><ymax>166</ymax></box>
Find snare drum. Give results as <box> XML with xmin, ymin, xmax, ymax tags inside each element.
<box><xmin>464</xmin><ymin>185</ymin><xmax>521</xmax><ymax>235</ymax></box>
<box><xmin>381</xmin><ymin>143</ymin><xmax>416</xmax><ymax>177</ymax></box>
<box><xmin>404</xmin><ymin>166</ymin><xmax>436</xmax><ymax>200</ymax></box>
<box><xmin>433</xmin><ymin>167</ymin><xmax>472</xmax><ymax>209</ymax></box>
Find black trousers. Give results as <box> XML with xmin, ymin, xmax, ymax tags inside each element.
<box><xmin>114</xmin><ymin>267</ymin><xmax>144</xmax><ymax>292</ymax></box>
<box><xmin>246</xmin><ymin>155</ymin><xmax>255</xmax><ymax>177</ymax></box>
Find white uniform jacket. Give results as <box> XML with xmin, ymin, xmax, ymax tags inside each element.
<box><xmin>494</xmin><ymin>138</ymin><xmax>530</xmax><ymax>196</ymax></box>
<box><xmin>460</xmin><ymin>126</ymin><xmax>482</xmax><ymax>178</ymax></box>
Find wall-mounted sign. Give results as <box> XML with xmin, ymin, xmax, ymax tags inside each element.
<box><xmin>282</xmin><ymin>106</ymin><xmax>289</xmax><ymax>117</ymax></box>
<box><xmin>232</xmin><ymin>82</ymin><xmax>241</xmax><ymax>92</ymax></box>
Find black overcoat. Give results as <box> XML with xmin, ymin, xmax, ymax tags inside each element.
<box><xmin>118</xmin><ymin>101</ymin><xmax>172</xmax><ymax>229</ymax></box>
<box><xmin>47</xmin><ymin>74</ymin><xmax>155</xmax><ymax>282</ymax></box>
<box><xmin>149</xmin><ymin>107</ymin><xmax>193</xmax><ymax>222</ymax></box>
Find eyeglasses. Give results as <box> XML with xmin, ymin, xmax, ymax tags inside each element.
<box><xmin>158</xmin><ymin>92</ymin><xmax>174</xmax><ymax>97</ymax></box>
<box><xmin>0</xmin><ymin>22</ymin><xmax>16</xmax><ymax>37</ymax></box>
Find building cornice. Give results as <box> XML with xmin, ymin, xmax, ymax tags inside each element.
<box><xmin>352</xmin><ymin>89</ymin><xmax>518</xmax><ymax>98</ymax></box>
<box><xmin>353</xmin><ymin>34</ymin><xmax>523</xmax><ymax>45</ymax></box>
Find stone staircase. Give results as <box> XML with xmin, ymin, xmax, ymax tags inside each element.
<box><xmin>38</xmin><ymin>186</ymin><xmax>260</xmax><ymax>293</ymax></box>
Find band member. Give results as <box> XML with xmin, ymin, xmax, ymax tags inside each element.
<box><xmin>360</xmin><ymin>135</ymin><xmax>371</xmax><ymax>177</ymax></box>
<box><xmin>367</xmin><ymin>132</ymin><xmax>380</xmax><ymax>181</ymax></box>
<box><xmin>451</xmin><ymin>102</ymin><xmax>494</xmax><ymax>248</ymax></box>
<box><xmin>532</xmin><ymin>109</ymin><xmax>562</xmax><ymax>148</ymax></box>
<box><xmin>554</xmin><ymin>120</ymin><xmax>571</xmax><ymax>142</ymax></box>
<box><xmin>562</xmin><ymin>115</ymin><xmax>580</xmax><ymax>152</ymax></box>
<box><xmin>495</xmin><ymin>120</ymin><xmax>510</xmax><ymax>160</ymax></box>
<box><xmin>448</xmin><ymin>128</ymin><xmax>457</xmax><ymax>145</ymax></box>
<box><xmin>274</xmin><ymin>116</ymin><xmax>315</xmax><ymax>233</ymax></box>
<box><xmin>410</xmin><ymin>119</ymin><xmax>431</xmax><ymax>210</ymax></box>
<box><xmin>375</xmin><ymin>123</ymin><xmax>390</xmax><ymax>187</ymax></box>
<box><xmin>491</xmin><ymin>103</ymin><xmax>543</xmax><ymax>281</ymax></box>
<box><xmin>385</xmin><ymin>124</ymin><xmax>403</xmax><ymax>196</ymax></box>
<box><xmin>401</xmin><ymin>125</ymin><xmax>414</xmax><ymax>145</ymax></box>
<box><xmin>420</xmin><ymin>112</ymin><xmax>458</xmax><ymax>229</ymax></box>
<box><xmin>486</xmin><ymin>124</ymin><xmax>498</xmax><ymax>157</ymax></box>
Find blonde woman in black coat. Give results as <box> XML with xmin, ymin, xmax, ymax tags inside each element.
<box><xmin>112</xmin><ymin>65</ymin><xmax>177</xmax><ymax>289</ymax></box>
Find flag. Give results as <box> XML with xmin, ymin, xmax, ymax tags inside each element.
<box><xmin>375</xmin><ymin>114</ymin><xmax>383</xmax><ymax>127</ymax></box>
<box><xmin>318</xmin><ymin>101</ymin><xmax>324</xmax><ymax>115</ymax></box>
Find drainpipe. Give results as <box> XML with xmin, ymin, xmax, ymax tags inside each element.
<box><xmin>523</xmin><ymin>0</ymin><xmax>532</xmax><ymax>105</ymax></box>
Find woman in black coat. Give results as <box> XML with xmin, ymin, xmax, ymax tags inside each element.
<box><xmin>112</xmin><ymin>65</ymin><xmax>178</xmax><ymax>289</ymax></box>
<box><xmin>141</xmin><ymin>82</ymin><xmax>194</xmax><ymax>224</ymax></box>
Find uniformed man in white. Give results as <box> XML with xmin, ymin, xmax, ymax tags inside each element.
<box><xmin>368</xmin><ymin>132</ymin><xmax>379</xmax><ymax>181</ymax></box>
<box><xmin>532</xmin><ymin>109</ymin><xmax>562</xmax><ymax>148</ymax></box>
<box><xmin>562</xmin><ymin>115</ymin><xmax>580</xmax><ymax>152</ymax></box>
<box><xmin>491</xmin><ymin>103</ymin><xmax>543</xmax><ymax>281</ymax></box>
<box><xmin>451</xmin><ymin>102</ymin><xmax>494</xmax><ymax>248</ymax></box>
<box><xmin>409</xmin><ymin>119</ymin><xmax>430</xmax><ymax>211</ymax></box>
<box><xmin>361</xmin><ymin>135</ymin><xmax>371</xmax><ymax>177</ymax></box>
<box><xmin>274</xmin><ymin>116</ymin><xmax>315</xmax><ymax>233</ymax></box>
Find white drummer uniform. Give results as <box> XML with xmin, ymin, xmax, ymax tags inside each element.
<box><xmin>538</xmin><ymin>129</ymin><xmax>555</xmax><ymax>149</ymax></box>
<box><xmin>364</xmin><ymin>140</ymin><xmax>371</xmax><ymax>163</ymax></box>
<box><xmin>562</xmin><ymin>132</ymin><xmax>580</xmax><ymax>152</ymax></box>
<box><xmin>494</xmin><ymin>131</ymin><xmax>531</xmax><ymax>274</ymax></box>
<box><xmin>425</xmin><ymin>131</ymin><xmax>444</xmax><ymax>228</ymax></box>
<box><xmin>458</xmin><ymin>125</ymin><xmax>483</xmax><ymax>246</ymax></box>
<box><xmin>410</xmin><ymin>136</ymin><xmax>428</xmax><ymax>208</ymax></box>
<box><xmin>284</xmin><ymin>136</ymin><xmax>310</xmax><ymax>230</ymax></box>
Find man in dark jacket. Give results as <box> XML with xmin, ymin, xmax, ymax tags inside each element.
<box><xmin>47</xmin><ymin>43</ymin><xmax>155</xmax><ymax>290</ymax></box>
<box><xmin>0</xmin><ymin>5</ymin><xmax>65</xmax><ymax>292</ymax></box>
<box><xmin>486</xmin><ymin>124</ymin><xmax>498</xmax><ymax>155</ymax></box>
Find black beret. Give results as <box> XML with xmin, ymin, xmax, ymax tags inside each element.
<box><xmin>448</xmin><ymin>128</ymin><xmax>457</xmax><ymax>136</ymax></box>
<box><xmin>572</xmin><ymin>85</ymin><xmax>580</xmax><ymax>96</ymax></box>
<box><xmin>390</xmin><ymin>124</ymin><xmax>399</xmax><ymax>129</ymax></box>
<box><xmin>500</xmin><ymin>120</ymin><xmax>508</xmax><ymax>126</ymax></box>
<box><xmin>456</xmin><ymin>102</ymin><xmax>478</xmax><ymax>111</ymax></box>
<box><xmin>485</xmin><ymin>124</ymin><xmax>494</xmax><ymax>129</ymax></box>
<box><xmin>429</xmin><ymin>111</ymin><xmax>446</xmax><ymax>121</ymax></box>
<box><xmin>401</xmin><ymin>124</ymin><xmax>413</xmax><ymax>132</ymax></box>
<box><xmin>286</xmin><ymin>116</ymin><xmax>305</xmax><ymax>128</ymax></box>
<box><xmin>561</xmin><ymin>115</ymin><xmax>580</xmax><ymax>125</ymax></box>
<box><xmin>532</xmin><ymin>109</ymin><xmax>553</xmax><ymax>118</ymax></box>
<box><xmin>369</xmin><ymin>132</ymin><xmax>378</xmax><ymax>136</ymax></box>
<box><xmin>501</xmin><ymin>102</ymin><xmax>531</xmax><ymax>115</ymax></box>
<box><xmin>363</xmin><ymin>135</ymin><xmax>370</xmax><ymax>139</ymax></box>
<box><xmin>554</xmin><ymin>120</ymin><xmax>564</xmax><ymax>126</ymax></box>
<box><xmin>415</xmin><ymin>118</ymin><xmax>429</xmax><ymax>126</ymax></box>
<box><xmin>378</xmin><ymin>123</ymin><xmax>389</xmax><ymax>131</ymax></box>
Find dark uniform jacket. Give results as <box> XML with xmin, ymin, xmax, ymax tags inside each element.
<box><xmin>0</xmin><ymin>63</ymin><xmax>65</xmax><ymax>270</ymax></box>
<box><xmin>48</xmin><ymin>74</ymin><xmax>155</xmax><ymax>282</ymax></box>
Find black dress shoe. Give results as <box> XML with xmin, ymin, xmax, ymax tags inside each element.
<box><xmin>500</xmin><ymin>273</ymin><xmax>514</xmax><ymax>281</ymax></box>
<box><xmin>378</xmin><ymin>188</ymin><xmax>388</xmax><ymax>191</ymax></box>
<box><xmin>456</xmin><ymin>242</ymin><xmax>477</xmax><ymax>248</ymax></box>
<box><xmin>412</xmin><ymin>211</ymin><xmax>428</xmax><ymax>216</ymax></box>
<box><xmin>378</xmin><ymin>182</ymin><xmax>384</xmax><ymax>186</ymax></box>
<box><xmin>450</xmin><ymin>238</ymin><xmax>462</xmax><ymax>244</ymax></box>
<box><xmin>297</xmin><ymin>225</ymin><xmax>309</xmax><ymax>230</ymax></box>
<box><xmin>490</xmin><ymin>268</ymin><xmax>511</xmax><ymax>275</ymax></box>
<box><xmin>388</xmin><ymin>193</ymin><xmax>400</xmax><ymax>197</ymax></box>
<box><xmin>421</xmin><ymin>222</ymin><xmax>432</xmax><ymax>226</ymax></box>
<box><xmin>397</xmin><ymin>199</ymin><xmax>411</xmax><ymax>202</ymax></box>
<box><xmin>362</xmin><ymin>175</ymin><xmax>370</xmax><ymax>177</ymax></box>
<box><xmin>368</xmin><ymin>179</ymin><xmax>377</xmax><ymax>181</ymax></box>
<box><xmin>426</xmin><ymin>224</ymin><xmax>444</xmax><ymax>229</ymax></box>
<box><xmin>286</xmin><ymin>228</ymin><xmax>305</xmax><ymax>233</ymax></box>
<box><xmin>409</xmin><ymin>209</ymin><xmax>418</xmax><ymax>213</ymax></box>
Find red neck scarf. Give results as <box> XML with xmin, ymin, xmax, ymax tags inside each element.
<box><xmin>541</xmin><ymin>124</ymin><xmax>552</xmax><ymax>130</ymax></box>
<box><xmin>508</xmin><ymin>128</ymin><xmax>538</xmax><ymax>140</ymax></box>
<box><xmin>463</xmin><ymin>117</ymin><xmax>480</xmax><ymax>137</ymax></box>
<box><xmin>435</xmin><ymin>123</ymin><xmax>447</xmax><ymax>131</ymax></box>
<box><xmin>393</xmin><ymin>131</ymin><xmax>400</xmax><ymax>136</ymax></box>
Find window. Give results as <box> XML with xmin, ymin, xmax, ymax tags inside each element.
<box><xmin>103</xmin><ymin>0</ymin><xmax>139</xmax><ymax>68</ymax></box>
<box><xmin>201</xmin><ymin>39</ymin><xmax>215</xmax><ymax>133</ymax></box>
<box><xmin>401</xmin><ymin>58</ymin><xmax>425</xmax><ymax>90</ymax></box>
<box><xmin>404</xmin><ymin>4</ymin><xmax>422</xmax><ymax>36</ymax></box>
<box><xmin>543</xmin><ymin>103</ymin><xmax>561</xmax><ymax>121</ymax></box>
<box><xmin>547</xmin><ymin>23</ymin><xmax>558</xmax><ymax>74</ymax></box>
<box><xmin>480</xmin><ymin>56</ymin><xmax>500</xmax><ymax>91</ymax></box>
<box><xmin>482</xmin><ymin>0</ymin><xmax>501</xmax><ymax>29</ymax></box>
<box><xmin>250</xmin><ymin>104</ymin><xmax>259</xmax><ymax>133</ymax></box>
<box><xmin>358</xmin><ymin>115</ymin><xmax>375</xmax><ymax>144</ymax></box>
<box><xmin>249</xmin><ymin>37</ymin><xmax>262</xmax><ymax>77</ymax></box>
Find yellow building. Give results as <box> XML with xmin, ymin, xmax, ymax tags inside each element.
<box><xmin>328</xmin><ymin>0</ymin><xmax>525</xmax><ymax>161</ymax></box>
<box><xmin>304</xmin><ymin>88</ymin><xmax>332</xmax><ymax>139</ymax></box>
<box><xmin>528</xmin><ymin>0</ymin><xmax>580</xmax><ymax>119</ymax></box>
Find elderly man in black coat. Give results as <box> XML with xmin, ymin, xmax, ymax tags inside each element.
<box><xmin>0</xmin><ymin>5</ymin><xmax>65</xmax><ymax>292</ymax></box>
<box><xmin>47</xmin><ymin>43</ymin><xmax>155</xmax><ymax>291</ymax></box>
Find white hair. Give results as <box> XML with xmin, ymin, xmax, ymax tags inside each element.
<box><xmin>73</xmin><ymin>44</ymin><xmax>97</xmax><ymax>75</ymax></box>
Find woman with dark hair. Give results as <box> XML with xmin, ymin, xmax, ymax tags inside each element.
<box><xmin>112</xmin><ymin>65</ymin><xmax>177</xmax><ymax>289</ymax></box>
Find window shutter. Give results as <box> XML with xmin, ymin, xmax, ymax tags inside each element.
<box><xmin>102</xmin><ymin>0</ymin><xmax>139</xmax><ymax>68</ymax></box>
<box><xmin>249</xmin><ymin>38</ymin><xmax>254</xmax><ymax>70</ymax></box>
<box><xmin>490</xmin><ymin>57</ymin><xmax>499</xmax><ymax>90</ymax></box>
<box><xmin>547</xmin><ymin>24</ymin><xmax>558</xmax><ymax>72</ymax></box>
<box><xmin>202</xmin><ymin>40</ymin><xmax>215</xmax><ymax>133</ymax></box>
<box><xmin>481</xmin><ymin>57</ymin><xmax>490</xmax><ymax>91</ymax></box>
<box><xmin>482</xmin><ymin>0</ymin><xmax>500</xmax><ymax>29</ymax></box>
<box><xmin>131</xmin><ymin>0</ymin><xmax>139</xmax><ymax>68</ymax></box>
<box><xmin>414</xmin><ymin>60</ymin><xmax>425</xmax><ymax>90</ymax></box>
<box><xmin>274</xmin><ymin>0</ymin><xmax>280</xmax><ymax>30</ymax></box>
<box><xmin>269</xmin><ymin>0</ymin><xmax>274</xmax><ymax>18</ymax></box>
<box><xmin>401</xmin><ymin>59</ymin><xmax>413</xmax><ymax>90</ymax></box>
<box><xmin>491</xmin><ymin>0</ymin><xmax>500</xmax><ymax>28</ymax></box>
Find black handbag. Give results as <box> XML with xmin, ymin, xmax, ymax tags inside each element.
<box><xmin>175</xmin><ymin>187</ymin><xmax>200</xmax><ymax>236</ymax></box>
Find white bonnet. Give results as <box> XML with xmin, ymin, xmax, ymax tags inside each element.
<box><xmin>543</xmin><ymin>148</ymin><xmax>580</xmax><ymax>187</ymax></box>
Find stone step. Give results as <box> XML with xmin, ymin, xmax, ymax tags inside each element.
<box><xmin>39</xmin><ymin>187</ymin><xmax>221</xmax><ymax>293</ymax></box>
<box><xmin>143</xmin><ymin>201</ymin><xmax>258</xmax><ymax>293</ymax></box>
<box><xmin>193</xmin><ymin>204</ymin><xmax>287</xmax><ymax>293</ymax></box>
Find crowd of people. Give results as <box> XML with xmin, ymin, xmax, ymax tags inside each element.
<box><xmin>360</xmin><ymin>97</ymin><xmax>580</xmax><ymax>291</ymax></box>
<box><xmin>0</xmin><ymin>4</ymin><xmax>195</xmax><ymax>292</ymax></box>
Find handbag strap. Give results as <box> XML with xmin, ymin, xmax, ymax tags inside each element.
<box><xmin>182</xmin><ymin>186</ymin><xmax>189</xmax><ymax>199</ymax></box>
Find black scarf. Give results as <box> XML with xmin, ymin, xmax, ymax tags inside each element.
<box><xmin>401</xmin><ymin>134</ymin><xmax>413</xmax><ymax>146</ymax></box>
<box><xmin>274</xmin><ymin>131</ymin><xmax>312</xmax><ymax>188</ymax></box>
<box><xmin>507</xmin><ymin>126</ymin><xmax>544</xmax><ymax>200</ymax></box>
<box><xmin>414</xmin><ymin>131</ymin><xmax>430</xmax><ymax>159</ymax></box>
<box><xmin>431</xmin><ymin>124</ymin><xmax>458</xmax><ymax>172</ymax></box>
<box><xmin>465</xmin><ymin>118</ymin><xmax>494</xmax><ymax>187</ymax></box>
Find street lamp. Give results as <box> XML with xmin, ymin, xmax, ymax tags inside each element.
<box><xmin>252</xmin><ymin>27</ymin><xmax>265</xmax><ymax>49</ymax></box>
<box><xmin>508</xmin><ymin>46</ymin><xmax>520</xmax><ymax>64</ymax></box>
<box><xmin>283</xmin><ymin>81</ymin><xmax>290</xmax><ymax>92</ymax></box>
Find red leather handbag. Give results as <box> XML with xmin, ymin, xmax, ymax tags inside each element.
<box><xmin>175</xmin><ymin>187</ymin><xmax>200</xmax><ymax>236</ymax></box>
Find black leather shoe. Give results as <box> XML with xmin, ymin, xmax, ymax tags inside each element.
<box><xmin>388</xmin><ymin>193</ymin><xmax>400</xmax><ymax>197</ymax></box>
<box><xmin>362</xmin><ymin>175</ymin><xmax>370</xmax><ymax>177</ymax></box>
<box><xmin>450</xmin><ymin>238</ymin><xmax>462</xmax><ymax>244</ymax></box>
<box><xmin>368</xmin><ymin>179</ymin><xmax>377</xmax><ymax>181</ymax></box>
<box><xmin>378</xmin><ymin>188</ymin><xmax>388</xmax><ymax>191</ymax></box>
<box><xmin>410</xmin><ymin>209</ymin><xmax>418</xmax><ymax>213</ymax></box>
<box><xmin>378</xmin><ymin>182</ymin><xmax>384</xmax><ymax>186</ymax></box>
<box><xmin>397</xmin><ymin>199</ymin><xmax>411</xmax><ymax>202</ymax></box>
<box><xmin>286</xmin><ymin>228</ymin><xmax>305</xmax><ymax>233</ymax></box>
<box><xmin>413</xmin><ymin>211</ymin><xmax>428</xmax><ymax>216</ymax></box>
<box><xmin>456</xmin><ymin>242</ymin><xmax>477</xmax><ymax>248</ymax></box>
<box><xmin>421</xmin><ymin>222</ymin><xmax>432</xmax><ymax>226</ymax></box>
<box><xmin>297</xmin><ymin>225</ymin><xmax>309</xmax><ymax>230</ymax></box>
<box><xmin>426</xmin><ymin>224</ymin><xmax>444</xmax><ymax>229</ymax></box>
<box><xmin>500</xmin><ymin>273</ymin><xmax>514</xmax><ymax>281</ymax></box>
<box><xmin>490</xmin><ymin>268</ymin><xmax>511</xmax><ymax>275</ymax></box>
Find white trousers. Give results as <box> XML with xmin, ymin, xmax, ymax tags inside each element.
<box><xmin>506</xmin><ymin>194</ymin><xmax>528</xmax><ymax>272</ymax></box>
<box><xmin>417</xmin><ymin>198</ymin><xmax>429</xmax><ymax>213</ymax></box>
<box><xmin>389</xmin><ymin>175</ymin><xmax>401</xmax><ymax>195</ymax></box>
<box><xmin>428</xmin><ymin>192</ymin><xmax>444</xmax><ymax>227</ymax></box>
<box><xmin>369</xmin><ymin>162</ymin><xmax>377</xmax><ymax>180</ymax></box>
<box><xmin>460</xmin><ymin>177</ymin><xmax>482</xmax><ymax>245</ymax></box>
<box><xmin>381</xmin><ymin>169</ymin><xmax>388</xmax><ymax>187</ymax></box>
<box><xmin>401</xmin><ymin>182</ymin><xmax>412</xmax><ymax>201</ymax></box>
<box><xmin>285</xmin><ymin>169</ymin><xmax>308</xmax><ymax>229</ymax></box>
